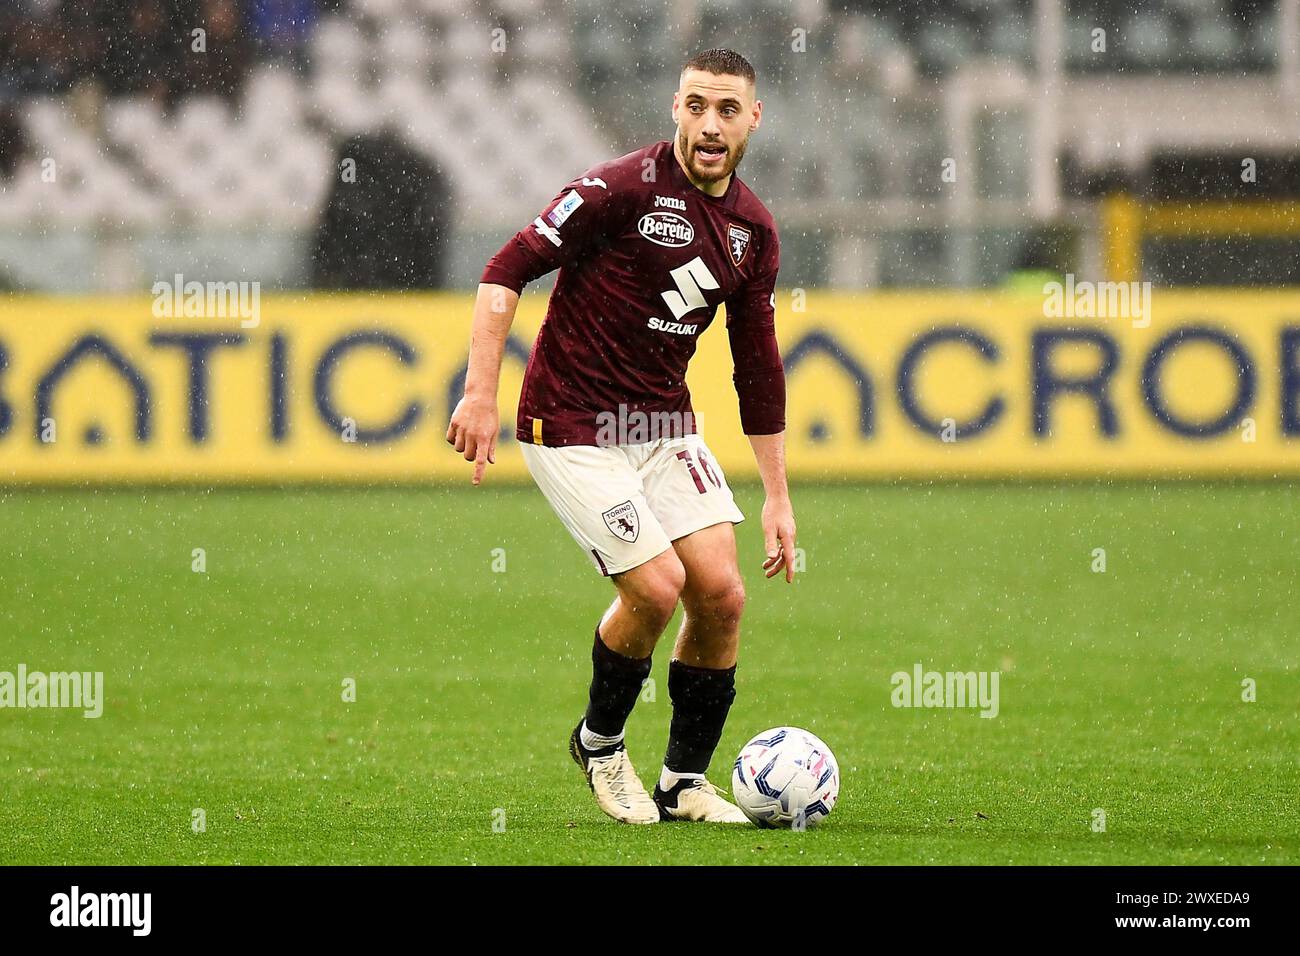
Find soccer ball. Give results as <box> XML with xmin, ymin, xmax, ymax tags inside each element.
<box><xmin>731</xmin><ymin>727</ymin><xmax>840</xmax><ymax>828</ymax></box>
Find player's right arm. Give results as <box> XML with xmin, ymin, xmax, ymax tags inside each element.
<box><xmin>446</xmin><ymin>283</ymin><xmax>519</xmax><ymax>486</ymax></box>
<box><xmin>448</xmin><ymin>163</ymin><xmax>630</xmax><ymax>484</ymax></box>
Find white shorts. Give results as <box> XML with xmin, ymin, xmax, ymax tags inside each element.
<box><xmin>519</xmin><ymin>434</ymin><xmax>745</xmax><ymax>576</ymax></box>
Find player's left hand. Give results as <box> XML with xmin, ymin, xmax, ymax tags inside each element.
<box><xmin>760</xmin><ymin>496</ymin><xmax>797</xmax><ymax>583</ymax></box>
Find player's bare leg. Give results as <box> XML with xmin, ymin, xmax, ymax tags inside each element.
<box><xmin>652</xmin><ymin>521</ymin><xmax>749</xmax><ymax>822</ymax></box>
<box><xmin>598</xmin><ymin>548</ymin><xmax>686</xmax><ymax>658</ymax></box>
<box><xmin>569</xmin><ymin>547</ymin><xmax>686</xmax><ymax>824</ymax></box>
<box><xmin>670</xmin><ymin>522</ymin><xmax>745</xmax><ymax>668</ymax></box>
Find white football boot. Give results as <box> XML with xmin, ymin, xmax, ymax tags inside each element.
<box><xmin>653</xmin><ymin>777</ymin><xmax>750</xmax><ymax>823</ymax></box>
<box><xmin>569</xmin><ymin>723</ymin><xmax>659</xmax><ymax>825</ymax></box>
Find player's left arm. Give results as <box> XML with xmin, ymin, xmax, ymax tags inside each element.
<box><xmin>725</xmin><ymin>228</ymin><xmax>795</xmax><ymax>583</ymax></box>
<box><xmin>748</xmin><ymin>432</ymin><xmax>795</xmax><ymax>582</ymax></box>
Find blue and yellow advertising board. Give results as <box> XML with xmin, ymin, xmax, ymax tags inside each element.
<box><xmin>0</xmin><ymin>290</ymin><xmax>1297</xmax><ymax>482</ymax></box>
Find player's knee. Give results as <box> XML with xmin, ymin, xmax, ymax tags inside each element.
<box><xmin>719</xmin><ymin>579</ymin><xmax>747</xmax><ymax>624</ymax></box>
<box><xmin>686</xmin><ymin>576</ymin><xmax>746</xmax><ymax>628</ymax></box>
<box><xmin>621</xmin><ymin>553</ymin><xmax>685</xmax><ymax>628</ymax></box>
<box><xmin>721</xmin><ymin>579</ymin><xmax>747</xmax><ymax>626</ymax></box>
<box><xmin>645</xmin><ymin>558</ymin><xmax>687</xmax><ymax>623</ymax></box>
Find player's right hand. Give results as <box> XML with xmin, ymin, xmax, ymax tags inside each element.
<box><xmin>446</xmin><ymin>395</ymin><xmax>499</xmax><ymax>486</ymax></box>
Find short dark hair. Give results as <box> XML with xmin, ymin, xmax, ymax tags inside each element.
<box><xmin>681</xmin><ymin>49</ymin><xmax>756</xmax><ymax>87</ymax></box>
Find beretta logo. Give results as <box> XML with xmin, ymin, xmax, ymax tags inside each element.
<box><xmin>638</xmin><ymin>211</ymin><xmax>694</xmax><ymax>247</ymax></box>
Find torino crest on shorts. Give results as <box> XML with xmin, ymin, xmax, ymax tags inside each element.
<box><xmin>481</xmin><ymin>139</ymin><xmax>786</xmax><ymax>449</ymax></box>
<box><xmin>602</xmin><ymin>500</ymin><xmax>640</xmax><ymax>542</ymax></box>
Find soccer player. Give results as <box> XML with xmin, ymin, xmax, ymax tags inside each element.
<box><xmin>446</xmin><ymin>49</ymin><xmax>795</xmax><ymax>824</ymax></box>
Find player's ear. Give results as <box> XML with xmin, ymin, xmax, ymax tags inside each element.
<box><xmin>671</xmin><ymin>90</ymin><xmax>679</xmax><ymax>123</ymax></box>
<box><xmin>750</xmin><ymin>98</ymin><xmax>763</xmax><ymax>132</ymax></box>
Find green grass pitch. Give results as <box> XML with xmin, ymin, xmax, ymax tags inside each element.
<box><xmin>1</xmin><ymin>482</ymin><xmax>1296</xmax><ymax>865</ymax></box>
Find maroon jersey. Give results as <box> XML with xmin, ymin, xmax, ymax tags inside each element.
<box><xmin>481</xmin><ymin>139</ymin><xmax>785</xmax><ymax>447</ymax></box>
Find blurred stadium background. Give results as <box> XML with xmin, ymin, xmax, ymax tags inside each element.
<box><xmin>2</xmin><ymin>0</ymin><xmax>1299</xmax><ymax>292</ymax></box>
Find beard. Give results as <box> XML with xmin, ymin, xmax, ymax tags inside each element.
<box><xmin>677</xmin><ymin>127</ymin><xmax>748</xmax><ymax>183</ymax></box>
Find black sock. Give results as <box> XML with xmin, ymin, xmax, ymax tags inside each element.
<box><xmin>663</xmin><ymin>659</ymin><xmax>737</xmax><ymax>776</ymax></box>
<box><xmin>583</xmin><ymin>625</ymin><xmax>652</xmax><ymax>739</ymax></box>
